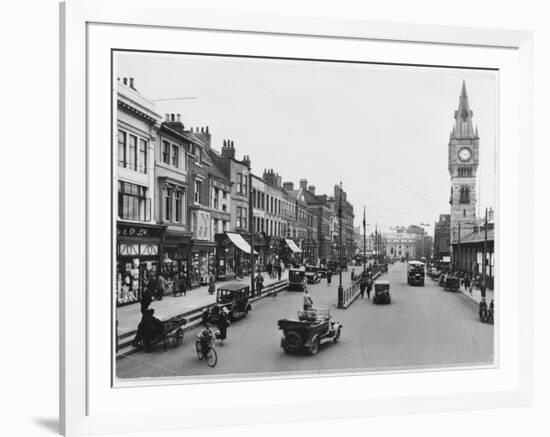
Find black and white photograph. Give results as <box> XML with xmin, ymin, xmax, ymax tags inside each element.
<box><xmin>114</xmin><ymin>51</ymin><xmax>497</xmax><ymax>380</ymax></box>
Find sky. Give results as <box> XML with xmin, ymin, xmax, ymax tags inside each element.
<box><xmin>116</xmin><ymin>52</ymin><xmax>497</xmax><ymax>237</ymax></box>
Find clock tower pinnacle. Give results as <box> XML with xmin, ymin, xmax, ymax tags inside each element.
<box><xmin>448</xmin><ymin>81</ymin><xmax>479</xmax><ymax>244</ymax></box>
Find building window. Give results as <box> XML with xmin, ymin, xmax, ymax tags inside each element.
<box><xmin>459</xmin><ymin>186</ymin><xmax>470</xmax><ymax>204</ymax></box>
<box><xmin>118</xmin><ymin>130</ymin><xmax>127</xmax><ymax>167</ymax></box>
<box><xmin>172</xmin><ymin>145</ymin><xmax>179</xmax><ymax>168</ymax></box>
<box><xmin>128</xmin><ymin>135</ymin><xmax>137</xmax><ymax>171</ymax></box>
<box><xmin>243</xmin><ymin>175</ymin><xmax>248</xmax><ymax>195</ymax></box>
<box><xmin>164</xmin><ymin>189</ymin><xmax>172</xmax><ymax>221</ymax></box>
<box><xmin>175</xmin><ymin>191</ymin><xmax>181</xmax><ymax>222</ymax></box>
<box><xmin>242</xmin><ymin>207</ymin><xmax>248</xmax><ymax>229</ymax></box>
<box><xmin>213</xmin><ymin>188</ymin><xmax>219</xmax><ymax>209</ymax></box>
<box><xmin>236</xmin><ymin>207</ymin><xmax>242</xmax><ymax>228</ymax></box>
<box><xmin>139</xmin><ymin>139</ymin><xmax>147</xmax><ymax>174</ymax></box>
<box><xmin>237</xmin><ymin>173</ymin><xmax>243</xmax><ymax>193</ymax></box>
<box><xmin>194</xmin><ymin>180</ymin><xmax>201</xmax><ymax>204</ymax></box>
<box><xmin>118</xmin><ymin>181</ymin><xmax>151</xmax><ymax>221</ymax></box>
<box><xmin>196</xmin><ymin>148</ymin><xmax>202</xmax><ymax>164</ymax></box>
<box><xmin>162</xmin><ymin>141</ymin><xmax>170</xmax><ymax>164</ymax></box>
<box><xmin>222</xmin><ymin>191</ymin><xmax>227</xmax><ymax>200</ymax></box>
<box><xmin>222</xmin><ymin>204</ymin><xmax>227</xmax><ymax>212</ymax></box>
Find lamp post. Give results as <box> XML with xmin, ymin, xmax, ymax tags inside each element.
<box><xmin>248</xmin><ymin>171</ymin><xmax>255</xmax><ymax>295</ymax></box>
<box><xmin>337</xmin><ymin>182</ymin><xmax>344</xmax><ymax>308</ymax></box>
<box><xmin>363</xmin><ymin>206</ymin><xmax>367</xmax><ymax>275</ymax></box>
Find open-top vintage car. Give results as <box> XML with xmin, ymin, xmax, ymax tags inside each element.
<box><xmin>305</xmin><ymin>265</ymin><xmax>322</xmax><ymax>284</ymax></box>
<box><xmin>372</xmin><ymin>280</ymin><xmax>391</xmax><ymax>304</ymax></box>
<box><xmin>202</xmin><ymin>283</ymin><xmax>251</xmax><ymax>323</ymax></box>
<box><xmin>288</xmin><ymin>267</ymin><xmax>307</xmax><ymax>291</ymax></box>
<box><xmin>278</xmin><ymin>308</ymin><xmax>342</xmax><ymax>355</ymax></box>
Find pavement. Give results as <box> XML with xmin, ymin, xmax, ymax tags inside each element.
<box><xmin>457</xmin><ymin>282</ymin><xmax>495</xmax><ymax>306</ymax></box>
<box><xmin>116</xmin><ymin>262</ymin><xmax>494</xmax><ymax>379</ymax></box>
<box><xmin>116</xmin><ymin>271</ymin><xmax>288</xmax><ymax>336</ymax></box>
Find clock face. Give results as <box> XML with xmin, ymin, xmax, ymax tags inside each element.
<box><xmin>458</xmin><ymin>147</ymin><xmax>472</xmax><ymax>162</ymax></box>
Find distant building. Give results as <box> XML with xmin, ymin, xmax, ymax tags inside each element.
<box><xmin>385</xmin><ymin>232</ymin><xmax>417</xmax><ymax>260</ymax></box>
<box><xmin>434</xmin><ymin>214</ymin><xmax>451</xmax><ymax>261</ymax></box>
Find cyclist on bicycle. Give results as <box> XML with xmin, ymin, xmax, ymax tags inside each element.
<box><xmin>198</xmin><ymin>323</ymin><xmax>214</xmax><ymax>353</ymax></box>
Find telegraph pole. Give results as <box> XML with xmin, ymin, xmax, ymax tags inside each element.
<box><xmin>337</xmin><ymin>182</ymin><xmax>344</xmax><ymax>308</ymax></box>
<box><xmin>363</xmin><ymin>206</ymin><xmax>366</xmax><ymax>275</ymax></box>
<box><xmin>249</xmin><ymin>171</ymin><xmax>255</xmax><ymax>295</ymax></box>
<box><xmin>481</xmin><ymin>208</ymin><xmax>488</xmax><ymax>299</ymax></box>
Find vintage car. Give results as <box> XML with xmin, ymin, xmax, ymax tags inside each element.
<box><xmin>407</xmin><ymin>260</ymin><xmax>425</xmax><ymax>286</ymax></box>
<box><xmin>278</xmin><ymin>308</ymin><xmax>342</xmax><ymax>355</ymax></box>
<box><xmin>203</xmin><ymin>283</ymin><xmax>251</xmax><ymax>322</ymax></box>
<box><xmin>443</xmin><ymin>275</ymin><xmax>460</xmax><ymax>292</ymax></box>
<box><xmin>288</xmin><ymin>267</ymin><xmax>307</xmax><ymax>291</ymax></box>
<box><xmin>305</xmin><ymin>265</ymin><xmax>322</xmax><ymax>284</ymax></box>
<box><xmin>427</xmin><ymin>266</ymin><xmax>440</xmax><ymax>279</ymax></box>
<box><xmin>372</xmin><ymin>280</ymin><xmax>391</xmax><ymax>304</ymax></box>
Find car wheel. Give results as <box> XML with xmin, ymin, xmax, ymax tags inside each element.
<box><xmin>285</xmin><ymin>331</ymin><xmax>302</xmax><ymax>348</ymax></box>
<box><xmin>309</xmin><ymin>337</ymin><xmax>320</xmax><ymax>355</ymax></box>
<box><xmin>175</xmin><ymin>328</ymin><xmax>184</xmax><ymax>345</ymax></box>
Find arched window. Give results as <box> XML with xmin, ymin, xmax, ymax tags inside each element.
<box><xmin>459</xmin><ymin>186</ymin><xmax>470</xmax><ymax>204</ymax></box>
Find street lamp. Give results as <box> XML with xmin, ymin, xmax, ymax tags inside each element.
<box><xmin>337</xmin><ymin>182</ymin><xmax>344</xmax><ymax>308</ymax></box>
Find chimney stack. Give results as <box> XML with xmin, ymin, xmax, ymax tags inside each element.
<box><xmin>221</xmin><ymin>140</ymin><xmax>236</xmax><ymax>158</ymax></box>
<box><xmin>283</xmin><ymin>182</ymin><xmax>294</xmax><ymax>191</ymax></box>
<box><xmin>299</xmin><ymin>179</ymin><xmax>308</xmax><ymax>190</ymax></box>
<box><xmin>163</xmin><ymin>113</ymin><xmax>185</xmax><ymax>133</ymax></box>
<box><xmin>308</xmin><ymin>185</ymin><xmax>316</xmax><ymax>195</ymax></box>
<box><xmin>242</xmin><ymin>155</ymin><xmax>251</xmax><ymax>168</ymax></box>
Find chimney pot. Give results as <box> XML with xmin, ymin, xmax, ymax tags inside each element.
<box><xmin>176</xmin><ymin>114</ymin><xmax>181</xmax><ymax>122</ymax></box>
<box><xmin>206</xmin><ymin>126</ymin><xmax>209</xmax><ymax>133</ymax></box>
<box><xmin>165</xmin><ymin>113</ymin><xmax>170</xmax><ymax>121</ymax></box>
<box><xmin>129</xmin><ymin>77</ymin><xmax>134</xmax><ymax>89</ymax></box>
<box><xmin>123</xmin><ymin>77</ymin><xmax>128</xmax><ymax>85</ymax></box>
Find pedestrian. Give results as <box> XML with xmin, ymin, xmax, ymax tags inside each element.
<box><xmin>359</xmin><ymin>276</ymin><xmax>367</xmax><ymax>299</ymax></box>
<box><xmin>366</xmin><ymin>275</ymin><xmax>373</xmax><ymax>299</ymax></box>
<box><xmin>217</xmin><ymin>307</ymin><xmax>230</xmax><ymax>345</ymax></box>
<box><xmin>180</xmin><ymin>272</ymin><xmax>187</xmax><ymax>296</ymax></box>
<box><xmin>303</xmin><ymin>289</ymin><xmax>313</xmax><ymax>311</ymax></box>
<box><xmin>172</xmin><ymin>273</ymin><xmax>181</xmax><ymax>297</ymax></box>
<box><xmin>156</xmin><ymin>273</ymin><xmax>166</xmax><ymax>301</ymax></box>
<box><xmin>140</xmin><ymin>284</ymin><xmax>152</xmax><ymax>314</ymax></box>
<box><xmin>255</xmin><ymin>273</ymin><xmax>264</xmax><ymax>295</ymax></box>
<box><xmin>277</xmin><ymin>264</ymin><xmax>282</xmax><ymax>281</ymax></box>
<box><xmin>327</xmin><ymin>269</ymin><xmax>332</xmax><ymax>285</ymax></box>
<box><xmin>208</xmin><ymin>273</ymin><xmax>216</xmax><ymax>295</ymax></box>
<box><xmin>464</xmin><ymin>273</ymin><xmax>471</xmax><ymax>292</ymax></box>
<box><xmin>351</xmin><ymin>268</ymin><xmax>355</xmax><ymax>282</ymax></box>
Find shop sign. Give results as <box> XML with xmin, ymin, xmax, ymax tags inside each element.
<box><xmin>117</xmin><ymin>223</ymin><xmax>162</xmax><ymax>238</ymax></box>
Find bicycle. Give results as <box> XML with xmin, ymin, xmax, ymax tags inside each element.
<box><xmin>195</xmin><ymin>337</ymin><xmax>218</xmax><ymax>367</ymax></box>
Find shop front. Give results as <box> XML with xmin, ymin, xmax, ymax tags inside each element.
<box><xmin>160</xmin><ymin>226</ymin><xmax>192</xmax><ymax>294</ymax></box>
<box><xmin>116</xmin><ymin>222</ymin><xmax>164</xmax><ymax>307</ymax></box>
<box><xmin>189</xmin><ymin>240</ymin><xmax>216</xmax><ymax>287</ymax></box>
<box><xmin>216</xmin><ymin>232</ymin><xmax>257</xmax><ymax>280</ymax></box>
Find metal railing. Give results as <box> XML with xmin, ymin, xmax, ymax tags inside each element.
<box><xmin>116</xmin><ymin>279</ymin><xmax>288</xmax><ymax>358</ymax></box>
<box><xmin>339</xmin><ymin>266</ymin><xmax>384</xmax><ymax>309</ymax></box>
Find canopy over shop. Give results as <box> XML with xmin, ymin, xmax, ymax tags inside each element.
<box><xmin>215</xmin><ymin>232</ymin><xmax>257</xmax><ymax>280</ymax></box>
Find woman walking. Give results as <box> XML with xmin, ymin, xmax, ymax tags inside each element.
<box><xmin>217</xmin><ymin>308</ymin><xmax>230</xmax><ymax>345</ymax></box>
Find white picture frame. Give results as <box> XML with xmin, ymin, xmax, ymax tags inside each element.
<box><xmin>60</xmin><ymin>1</ymin><xmax>534</xmax><ymax>435</ymax></box>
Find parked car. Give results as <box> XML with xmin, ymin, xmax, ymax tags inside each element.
<box><xmin>278</xmin><ymin>308</ymin><xmax>342</xmax><ymax>355</ymax></box>
<box><xmin>305</xmin><ymin>265</ymin><xmax>321</xmax><ymax>284</ymax></box>
<box><xmin>444</xmin><ymin>275</ymin><xmax>460</xmax><ymax>292</ymax></box>
<box><xmin>288</xmin><ymin>267</ymin><xmax>307</xmax><ymax>291</ymax></box>
<box><xmin>372</xmin><ymin>280</ymin><xmax>391</xmax><ymax>304</ymax></box>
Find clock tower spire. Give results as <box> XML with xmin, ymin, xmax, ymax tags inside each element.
<box><xmin>448</xmin><ymin>81</ymin><xmax>479</xmax><ymax>244</ymax></box>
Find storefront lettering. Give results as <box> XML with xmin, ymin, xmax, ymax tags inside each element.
<box><xmin>117</xmin><ymin>224</ymin><xmax>161</xmax><ymax>238</ymax></box>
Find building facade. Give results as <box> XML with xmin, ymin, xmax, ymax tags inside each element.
<box><xmin>385</xmin><ymin>232</ymin><xmax>417</xmax><ymax>260</ymax></box>
<box><xmin>434</xmin><ymin>214</ymin><xmax>451</xmax><ymax>261</ymax></box>
<box><xmin>115</xmin><ymin>77</ymin><xmax>162</xmax><ymax>306</ymax></box>
<box><xmin>448</xmin><ymin>81</ymin><xmax>480</xmax><ymax>244</ymax></box>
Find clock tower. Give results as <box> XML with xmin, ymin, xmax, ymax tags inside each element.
<box><xmin>448</xmin><ymin>81</ymin><xmax>479</xmax><ymax>244</ymax></box>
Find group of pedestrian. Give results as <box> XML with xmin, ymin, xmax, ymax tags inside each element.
<box><xmin>359</xmin><ymin>271</ymin><xmax>373</xmax><ymax>299</ymax></box>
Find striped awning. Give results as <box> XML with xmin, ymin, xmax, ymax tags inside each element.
<box><xmin>226</xmin><ymin>232</ymin><xmax>258</xmax><ymax>255</ymax></box>
<box><xmin>285</xmin><ymin>239</ymin><xmax>302</xmax><ymax>253</ymax></box>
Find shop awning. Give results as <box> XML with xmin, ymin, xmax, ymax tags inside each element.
<box><xmin>285</xmin><ymin>238</ymin><xmax>302</xmax><ymax>253</ymax></box>
<box><xmin>226</xmin><ymin>232</ymin><xmax>258</xmax><ymax>255</ymax></box>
